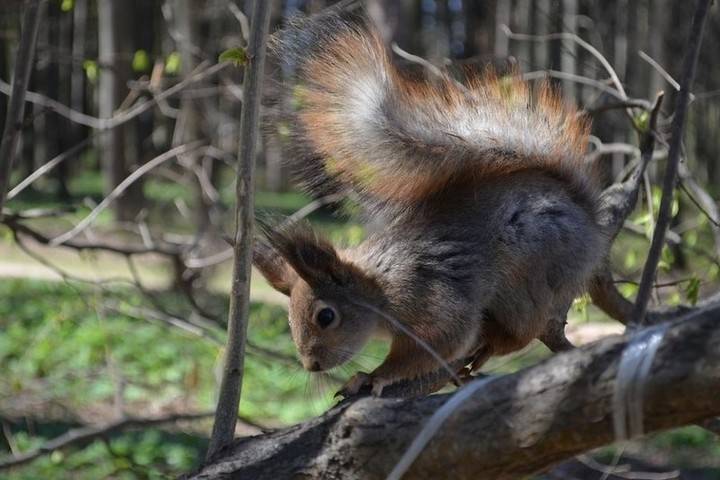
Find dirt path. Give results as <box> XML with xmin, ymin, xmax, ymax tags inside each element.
<box><xmin>0</xmin><ymin>238</ymin><xmax>287</xmax><ymax>306</ymax></box>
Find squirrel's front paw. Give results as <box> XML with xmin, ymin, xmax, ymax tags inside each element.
<box><xmin>370</xmin><ymin>377</ymin><xmax>390</xmax><ymax>397</ymax></box>
<box><xmin>335</xmin><ymin>372</ymin><xmax>373</xmax><ymax>398</ymax></box>
<box><xmin>336</xmin><ymin>372</ymin><xmax>393</xmax><ymax>398</ymax></box>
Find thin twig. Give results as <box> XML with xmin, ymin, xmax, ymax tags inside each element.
<box><xmin>391</xmin><ymin>42</ymin><xmax>444</xmax><ymax>78</ymax></box>
<box><xmin>6</xmin><ymin>135</ymin><xmax>95</xmax><ymax>200</ymax></box>
<box><xmin>594</xmin><ymin>92</ymin><xmax>664</xmax><ymax>239</ymax></box>
<box><xmin>49</xmin><ymin>141</ymin><xmax>206</xmax><ymax>246</ymax></box>
<box><xmin>638</xmin><ymin>50</ymin><xmax>681</xmax><ymax>93</ymax></box>
<box><xmin>584</xmin><ymin>99</ymin><xmax>652</xmax><ymax>116</ymax></box>
<box><xmin>632</xmin><ymin>0</ymin><xmax>712</xmax><ymax>325</ymax></box>
<box><xmin>521</xmin><ymin>70</ymin><xmax>625</xmax><ymax>100</ymax></box>
<box><xmin>679</xmin><ymin>165</ymin><xmax>720</xmax><ymax>259</ymax></box>
<box><xmin>227</xmin><ymin>1</ymin><xmax>250</xmax><ymax>43</ymax></box>
<box><xmin>0</xmin><ymin>412</ymin><xmax>217</xmax><ymax>470</ymax></box>
<box><xmin>0</xmin><ymin>0</ymin><xmax>46</xmax><ymax>216</ymax></box>
<box><xmin>0</xmin><ymin>61</ymin><xmax>228</xmax><ymax>130</ymax></box>
<box><xmin>206</xmin><ymin>0</ymin><xmax>272</xmax><ymax>460</ymax></box>
<box><xmin>3</xmin><ymin>215</ymin><xmax>181</xmax><ymax>256</ymax></box>
<box><xmin>501</xmin><ymin>25</ymin><xmax>627</xmax><ymax>99</ymax></box>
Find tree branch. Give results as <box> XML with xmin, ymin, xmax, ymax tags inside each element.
<box><xmin>0</xmin><ymin>0</ymin><xmax>45</xmax><ymax>215</ymax></box>
<box><xmin>0</xmin><ymin>61</ymin><xmax>229</xmax><ymax>131</ymax></box>
<box><xmin>190</xmin><ymin>307</ymin><xmax>720</xmax><ymax>479</ymax></box>
<box><xmin>49</xmin><ymin>141</ymin><xmax>206</xmax><ymax>246</ymax></box>
<box><xmin>632</xmin><ymin>0</ymin><xmax>712</xmax><ymax>325</ymax></box>
<box><xmin>206</xmin><ymin>0</ymin><xmax>272</xmax><ymax>459</ymax></box>
<box><xmin>587</xmin><ymin>93</ymin><xmax>664</xmax><ymax>324</ymax></box>
<box><xmin>0</xmin><ymin>412</ymin><xmax>217</xmax><ymax>471</ymax></box>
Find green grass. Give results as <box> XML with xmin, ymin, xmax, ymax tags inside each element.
<box><xmin>0</xmin><ymin>277</ymin><xmax>394</xmax><ymax>478</ymax></box>
<box><xmin>0</xmin><ymin>278</ymin><xmax>345</xmax><ymax>478</ymax></box>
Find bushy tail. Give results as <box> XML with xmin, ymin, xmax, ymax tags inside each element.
<box><xmin>272</xmin><ymin>10</ymin><xmax>597</xmax><ymax>206</ymax></box>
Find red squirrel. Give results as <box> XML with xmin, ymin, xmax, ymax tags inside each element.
<box><xmin>253</xmin><ymin>10</ymin><xmax>607</xmax><ymax>397</ymax></box>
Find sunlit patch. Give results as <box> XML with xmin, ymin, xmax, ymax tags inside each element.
<box><xmin>291</xmin><ymin>84</ymin><xmax>310</xmax><ymax>111</ymax></box>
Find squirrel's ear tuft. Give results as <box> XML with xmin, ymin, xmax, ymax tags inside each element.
<box><xmin>258</xmin><ymin>221</ymin><xmax>352</xmax><ymax>289</ymax></box>
<box><xmin>253</xmin><ymin>239</ymin><xmax>298</xmax><ymax>296</ymax></box>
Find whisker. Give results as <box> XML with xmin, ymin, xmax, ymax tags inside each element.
<box><xmin>347</xmin><ymin>299</ymin><xmax>460</xmax><ymax>384</ymax></box>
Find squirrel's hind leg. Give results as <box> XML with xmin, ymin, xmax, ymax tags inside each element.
<box><xmin>455</xmin><ymin>344</ymin><xmax>492</xmax><ymax>384</ymax></box>
<box><xmin>538</xmin><ymin>305</ymin><xmax>575</xmax><ymax>353</ymax></box>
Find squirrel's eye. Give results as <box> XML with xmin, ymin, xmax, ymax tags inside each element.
<box><xmin>316</xmin><ymin>307</ymin><xmax>337</xmax><ymax>329</ymax></box>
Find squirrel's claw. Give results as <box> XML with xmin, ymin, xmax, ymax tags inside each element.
<box><xmin>370</xmin><ymin>377</ymin><xmax>390</xmax><ymax>397</ymax></box>
<box><xmin>335</xmin><ymin>371</ymin><xmax>372</xmax><ymax>398</ymax></box>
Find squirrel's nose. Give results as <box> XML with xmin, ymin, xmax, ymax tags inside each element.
<box><xmin>307</xmin><ymin>360</ymin><xmax>322</xmax><ymax>372</ymax></box>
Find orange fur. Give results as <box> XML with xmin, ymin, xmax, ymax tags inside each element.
<box><xmin>292</xmin><ymin>23</ymin><xmax>595</xmax><ymax>205</ymax></box>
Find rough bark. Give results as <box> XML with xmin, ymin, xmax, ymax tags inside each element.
<box><xmin>190</xmin><ymin>308</ymin><xmax>720</xmax><ymax>480</ymax></box>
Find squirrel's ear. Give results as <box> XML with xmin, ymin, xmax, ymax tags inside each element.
<box><xmin>253</xmin><ymin>241</ymin><xmax>298</xmax><ymax>296</ymax></box>
<box><xmin>259</xmin><ymin>222</ymin><xmax>352</xmax><ymax>288</ymax></box>
<box><xmin>283</xmin><ymin>235</ymin><xmax>350</xmax><ymax>287</ymax></box>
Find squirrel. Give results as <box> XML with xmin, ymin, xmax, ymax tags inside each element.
<box><xmin>253</xmin><ymin>9</ymin><xmax>608</xmax><ymax>398</ymax></box>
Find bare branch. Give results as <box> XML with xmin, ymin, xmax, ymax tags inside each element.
<box><xmin>0</xmin><ymin>412</ymin><xmax>217</xmax><ymax>471</ymax></box>
<box><xmin>594</xmin><ymin>92</ymin><xmax>664</xmax><ymax>239</ymax></box>
<box><xmin>3</xmin><ymin>214</ymin><xmax>182</xmax><ymax>257</ymax></box>
<box><xmin>522</xmin><ymin>70</ymin><xmax>625</xmax><ymax>100</ymax></box>
<box><xmin>227</xmin><ymin>1</ymin><xmax>250</xmax><ymax>43</ymax></box>
<box><xmin>632</xmin><ymin>0</ymin><xmax>712</xmax><ymax>325</ymax></box>
<box><xmin>6</xmin><ymin>135</ymin><xmax>95</xmax><ymax>201</ymax></box>
<box><xmin>501</xmin><ymin>25</ymin><xmax>628</xmax><ymax>100</ymax></box>
<box><xmin>0</xmin><ymin>0</ymin><xmax>46</xmax><ymax>215</ymax></box>
<box><xmin>584</xmin><ymin>99</ymin><xmax>653</xmax><ymax>116</ymax></box>
<box><xmin>678</xmin><ymin>164</ymin><xmax>720</xmax><ymax>259</ymax></box>
<box><xmin>391</xmin><ymin>43</ymin><xmax>444</xmax><ymax>78</ymax></box>
<box><xmin>638</xmin><ymin>50</ymin><xmax>681</xmax><ymax>93</ymax></box>
<box><xmin>206</xmin><ymin>0</ymin><xmax>272</xmax><ymax>459</ymax></box>
<box><xmin>0</xmin><ymin>61</ymin><xmax>228</xmax><ymax>130</ymax></box>
<box><xmin>49</xmin><ymin>141</ymin><xmax>206</xmax><ymax>246</ymax></box>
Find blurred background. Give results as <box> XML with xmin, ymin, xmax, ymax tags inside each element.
<box><xmin>0</xmin><ymin>0</ymin><xmax>719</xmax><ymax>478</ymax></box>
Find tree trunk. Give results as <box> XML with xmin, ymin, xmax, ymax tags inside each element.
<box><xmin>70</xmin><ymin>0</ymin><xmax>88</xmax><ymax>153</ymax></box>
<box><xmin>190</xmin><ymin>308</ymin><xmax>720</xmax><ymax>480</ymax></box>
<box><xmin>54</xmin><ymin>0</ymin><xmax>73</xmax><ymax>199</ymax></box>
<box><xmin>0</xmin><ymin>0</ymin><xmax>45</xmax><ymax>214</ymax></box>
<box><xmin>494</xmin><ymin>0</ymin><xmax>511</xmax><ymax>60</ymax></box>
<box><xmin>532</xmin><ymin>0</ymin><xmax>551</xmax><ymax>70</ymax></box>
<box><xmin>97</xmin><ymin>0</ymin><xmax>135</xmax><ymax>221</ymax></box>
<box><xmin>561</xmin><ymin>0</ymin><xmax>578</xmax><ymax>102</ymax></box>
<box><xmin>173</xmin><ymin>0</ymin><xmax>212</xmax><ymax>238</ymax></box>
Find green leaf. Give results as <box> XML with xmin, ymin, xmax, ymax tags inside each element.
<box><xmin>276</xmin><ymin>122</ymin><xmax>291</xmax><ymax>138</ymax></box>
<box><xmin>83</xmin><ymin>59</ymin><xmax>98</xmax><ymax>84</ymax></box>
<box><xmin>572</xmin><ymin>294</ymin><xmax>590</xmax><ymax>318</ymax></box>
<box><xmin>685</xmin><ymin>277</ymin><xmax>701</xmax><ymax>305</ymax></box>
<box><xmin>709</xmin><ymin>264</ymin><xmax>719</xmax><ymax>281</ymax></box>
<box><xmin>132</xmin><ymin>49</ymin><xmax>151</xmax><ymax>73</ymax></box>
<box><xmin>165</xmin><ymin>52</ymin><xmax>182</xmax><ymax>75</ymax></box>
<box><xmin>50</xmin><ymin>450</ymin><xmax>64</xmax><ymax>463</ymax></box>
<box><xmin>624</xmin><ymin>249</ymin><xmax>637</xmax><ymax>270</ymax></box>
<box><xmin>219</xmin><ymin>47</ymin><xmax>248</xmax><ymax>67</ymax></box>
<box><xmin>633</xmin><ymin>110</ymin><xmax>650</xmax><ymax>133</ymax></box>
<box><xmin>671</xmin><ymin>194</ymin><xmax>680</xmax><ymax>217</ymax></box>
<box><xmin>659</xmin><ymin>245</ymin><xmax>674</xmax><ymax>271</ymax></box>
<box><xmin>620</xmin><ymin>282</ymin><xmax>638</xmax><ymax>299</ymax></box>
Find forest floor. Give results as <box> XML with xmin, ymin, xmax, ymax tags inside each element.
<box><xmin>2</xmin><ymin>185</ymin><xmax>719</xmax><ymax>479</ymax></box>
